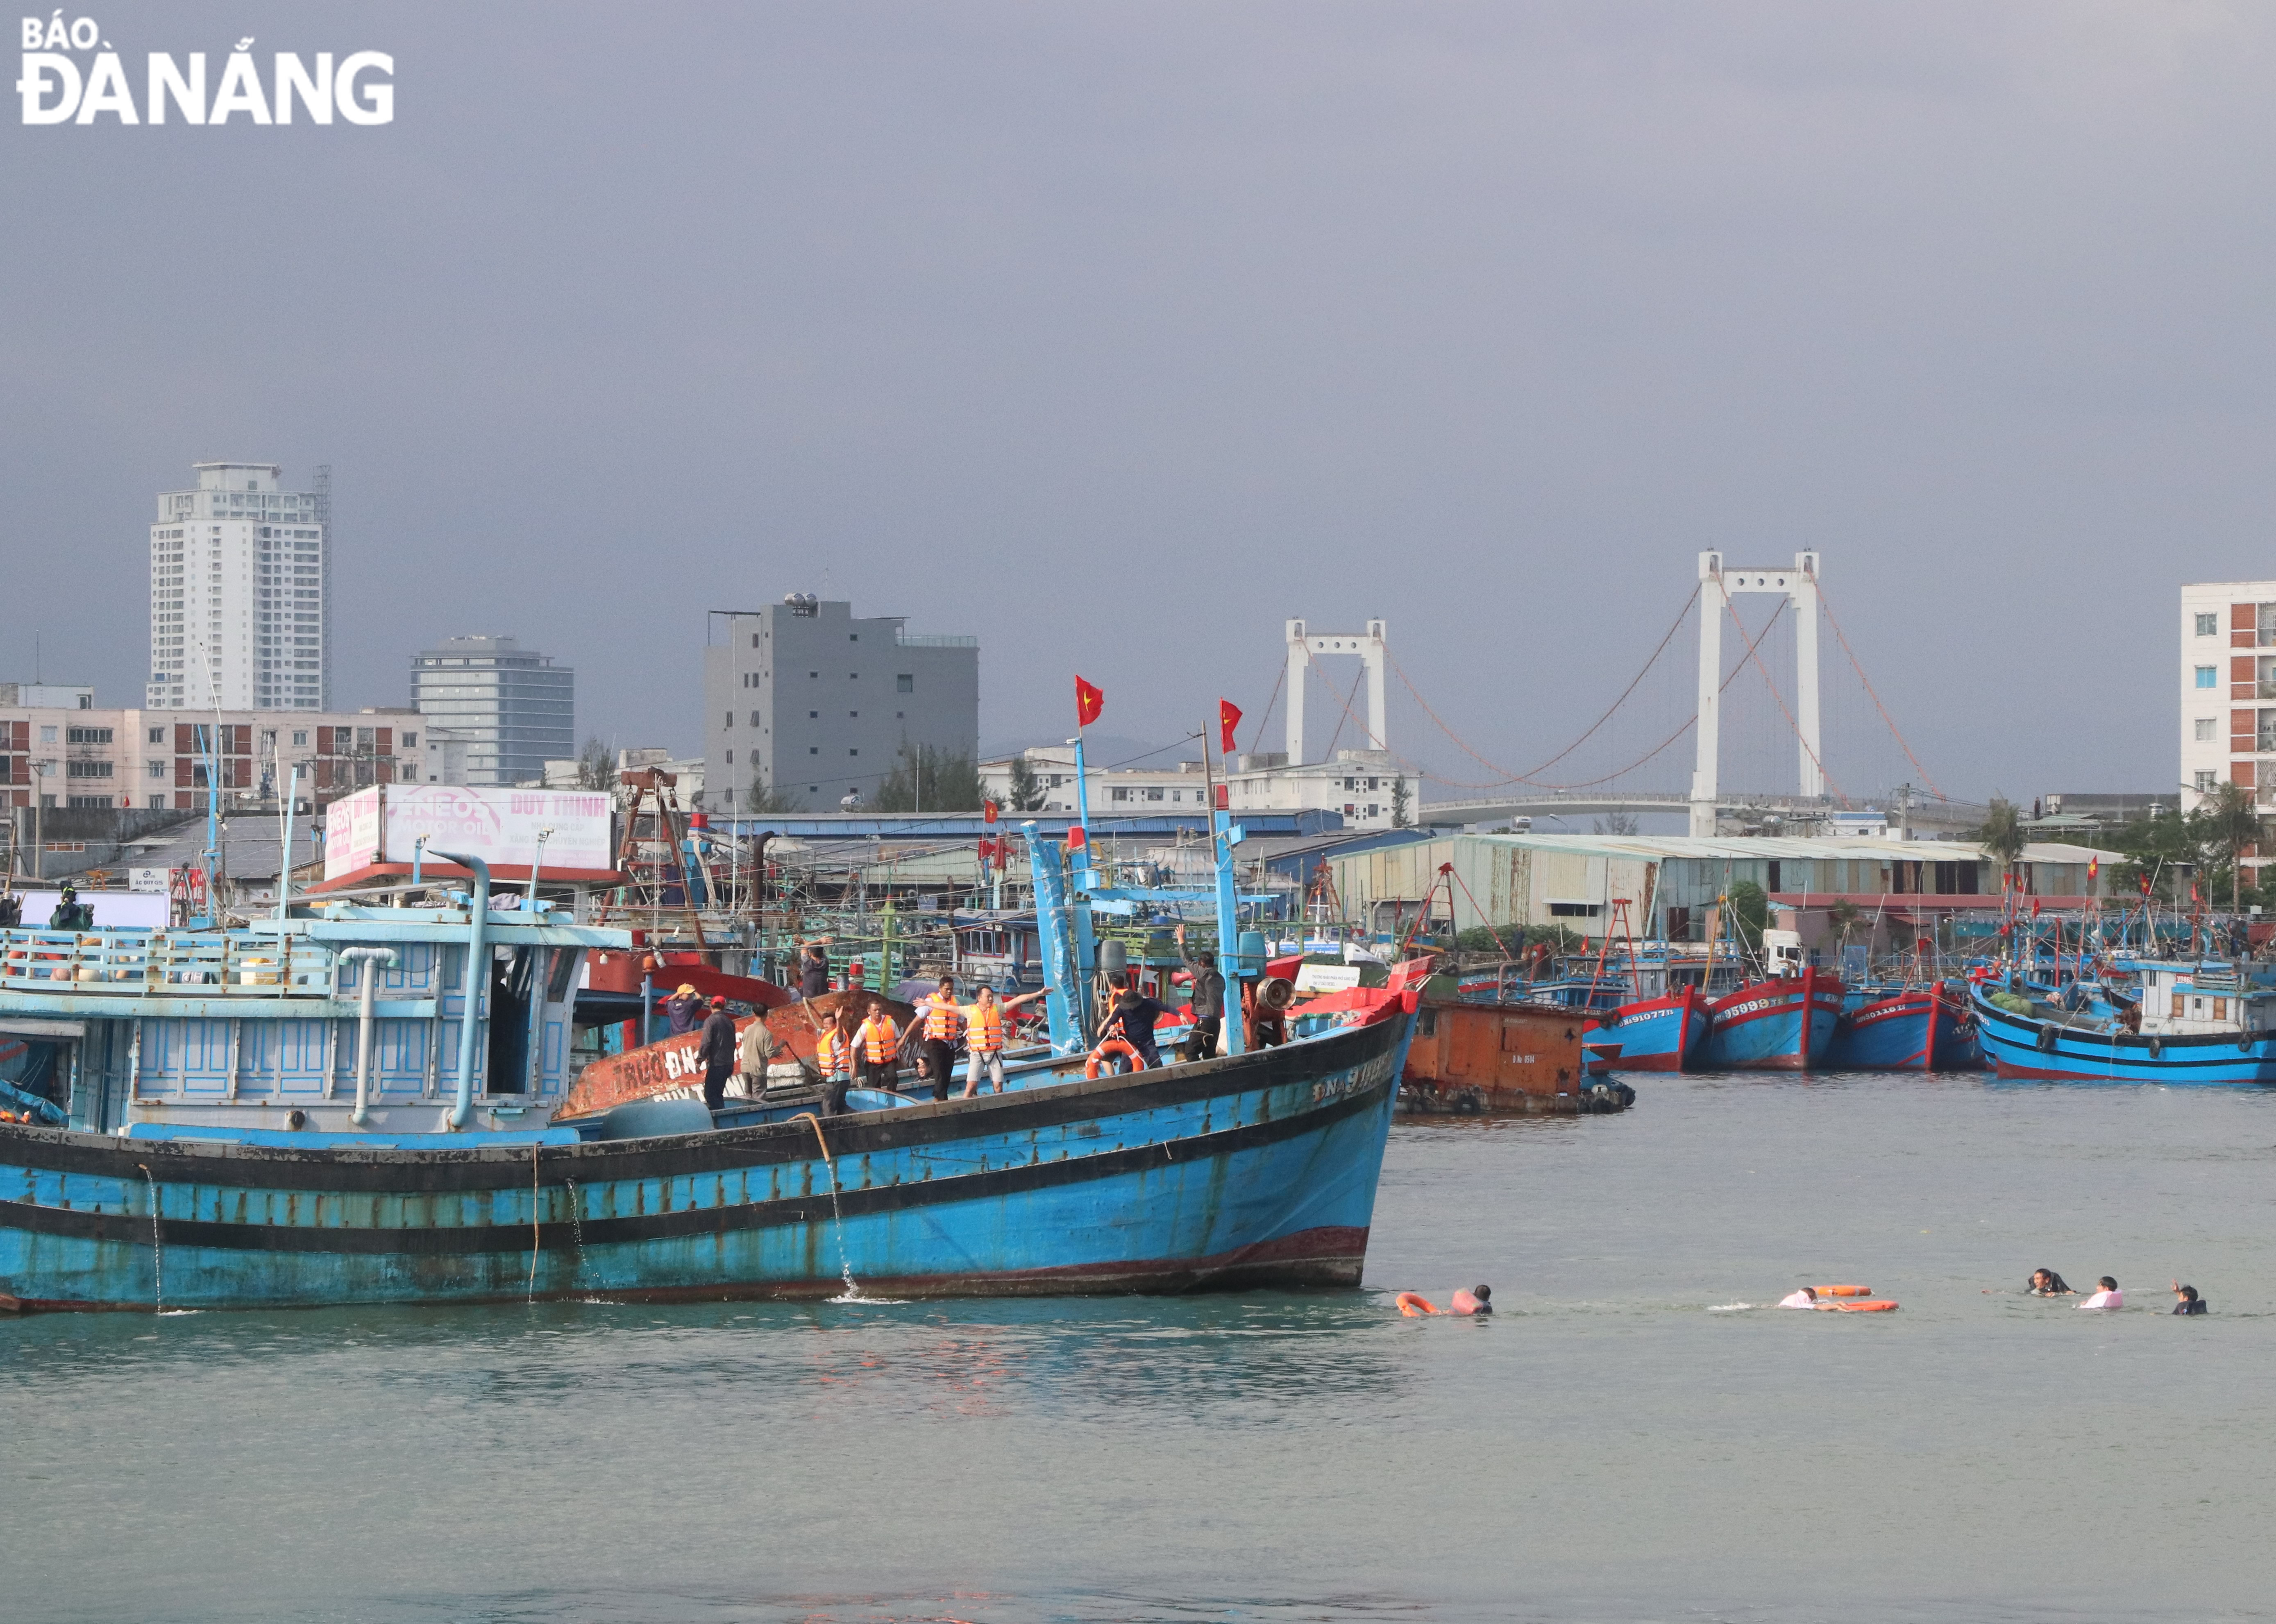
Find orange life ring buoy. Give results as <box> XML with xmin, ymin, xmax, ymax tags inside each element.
<box><xmin>1395</xmin><ymin>1291</ymin><xmax>1439</xmax><ymax>1317</ymax></box>
<box><xmin>1811</xmin><ymin>1284</ymin><xmax>1872</xmax><ymax>1297</ymax></box>
<box><xmin>1827</xmin><ymin>1299</ymin><xmax>1897</xmax><ymax>1312</ymax></box>
<box><xmin>1083</xmin><ymin>1038</ymin><xmax>1142</xmax><ymax>1079</ymax></box>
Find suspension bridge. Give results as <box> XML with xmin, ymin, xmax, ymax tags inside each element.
<box><xmin>1252</xmin><ymin>552</ymin><xmax>1974</xmax><ymax>835</ymax></box>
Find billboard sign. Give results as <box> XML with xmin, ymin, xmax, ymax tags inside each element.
<box><xmin>323</xmin><ymin>786</ymin><xmax>614</xmax><ymax>880</ymax></box>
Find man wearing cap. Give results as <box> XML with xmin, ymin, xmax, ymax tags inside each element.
<box><xmin>697</xmin><ymin>996</ymin><xmax>739</xmax><ymax>1112</ymax></box>
<box><xmin>665</xmin><ymin>982</ymin><xmax>707</xmax><ymax>1036</ymax></box>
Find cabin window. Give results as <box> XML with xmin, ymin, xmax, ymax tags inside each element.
<box><xmin>1418</xmin><ymin>1008</ymin><xmax>1437</xmax><ymax>1036</ymax></box>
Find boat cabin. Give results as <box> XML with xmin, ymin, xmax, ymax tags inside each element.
<box><xmin>2129</xmin><ymin>962</ymin><xmax>2276</xmax><ymax>1038</ymax></box>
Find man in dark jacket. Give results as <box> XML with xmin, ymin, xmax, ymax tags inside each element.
<box><xmin>665</xmin><ymin>982</ymin><xmax>707</xmax><ymax>1035</ymax></box>
<box><xmin>799</xmin><ymin>944</ymin><xmax>831</xmax><ymax>1000</ymax></box>
<box><xmin>1175</xmin><ymin>925</ymin><xmax>1224</xmax><ymax>1061</ymax></box>
<box><xmin>697</xmin><ymin>996</ymin><xmax>738</xmax><ymax>1112</ymax></box>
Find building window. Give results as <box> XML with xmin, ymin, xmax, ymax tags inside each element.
<box><xmin>849</xmin><ymin>711</ymin><xmax>859</xmax><ymax>719</ymax></box>
<box><xmin>726</xmin><ymin>750</ymin><xmax>734</xmax><ymax>764</ymax></box>
<box><xmin>2196</xmin><ymin>769</ymin><xmax>2217</xmax><ymax>791</ymax></box>
<box><xmin>725</xmin><ymin>711</ymin><xmax>733</xmax><ymax>728</ymax></box>
<box><xmin>399</xmin><ymin>732</ymin><xmax>413</xmax><ymax>748</ymax></box>
<box><xmin>1146</xmin><ymin>788</ymin><xmax>1164</xmax><ymax>802</ymax></box>
<box><xmin>2197</xmin><ymin>612</ymin><xmax>2220</xmax><ymax>636</ymax></box>
<box><xmin>148</xmin><ymin>727</ymin><xmax>164</xmax><ymax>744</ymax></box>
<box><xmin>849</xmin><ymin>748</ymin><xmax>858</xmax><ymax>757</ymax></box>
<box><xmin>897</xmin><ymin>674</ymin><xmax>914</xmax><ymax>693</ymax></box>
<box><xmin>147</xmin><ymin>761</ymin><xmax>166</xmax><ymax>778</ymax></box>
<box><xmin>1112</xmin><ymin>787</ymin><xmax>1130</xmax><ymax>803</ymax></box>
<box><xmin>810</xmin><ymin>710</ymin><xmax>819</xmax><ymax>719</ymax></box>
<box><xmin>2197</xmin><ymin>667</ymin><xmax>2218</xmax><ymax>689</ymax></box>
<box><xmin>65</xmin><ymin>726</ymin><xmax>113</xmax><ymax>745</ymax></box>
<box><xmin>749</xmin><ymin>711</ymin><xmax>760</xmax><ymax>726</ymax></box>
<box><xmin>2196</xmin><ymin>717</ymin><xmax>2217</xmax><ymax>741</ymax></box>
<box><xmin>1366</xmin><ymin>804</ymin><xmax>1380</xmax><ymax>817</ymax></box>
<box><xmin>850</xmin><ymin>633</ymin><xmax>858</xmax><ymax>642</ymax></box>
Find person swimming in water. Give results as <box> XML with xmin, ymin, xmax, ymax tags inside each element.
<box><xmin>1778</xmin><ymin>1287</ymin><xmax>1820</xmax><ymax>1309</ymax></box>
<box><xmin>1450</xmin><ymin>1284</ymin><xmax>1492</xmax><ymax>1315</ymax></box>
<box><xmin>2172</xmin><ymin>1281</ymin><xmax>2209</xmax><ymax>1315</ymax></box>
<box><xmin>2077</xmin><ymin>1276</ymin><xmax>2122</xmax><ymax>1310</ymax></box>
<box><xmin>2028</xmin><ymin>1268</ymin><xmax>2074</xmax><ymax>1296</ymax></box>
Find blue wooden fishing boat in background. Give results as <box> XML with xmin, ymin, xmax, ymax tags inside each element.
<box><xmin>0</xmin><ymin>809</ymin><xmax>1415</xmax><ymax>1310</ymax></box>
<box><xmin>1824</xmin><ymin>982</ymin><xmax>1976</xmax><ymax>1071</ymax></box>
<box><xmin>1970</xmin><ymin>957</ymin><xmax>2276</xmax><ymax>1084</ymax></box>
<box><xmin>1697</xmin><ymin>932</ymin><xmax>1843</xmax><ymax>1071</ymax></box>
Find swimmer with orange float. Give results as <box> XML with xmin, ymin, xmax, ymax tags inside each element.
<box><xmin>1779</xmin><ymin>1284</ymin><xmax>1896</xmax><ymax>1312</ymax></box>
<box><xmin>1396</xmin><ymin>1284</ymin><xmax>1492</xmax><ymax>1316</ymax></box>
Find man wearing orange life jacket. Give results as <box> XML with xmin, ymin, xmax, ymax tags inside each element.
<box><xmin>852</xmin><ymin>1005</ymin><xmax>902</xmax><ymax>1093</ymax></box>
<box><xmin>960</xmin><ymin>984</ymin><xmax>1048</xmax><ymax>1098</ymax></box>
<box><xmin>916</xmin><ymin>977</ymin><xmax>964</xmax><ymax>1103</ymax></box>
<box><xmin>812</xmin><ymin>1010</ymin><xmax>852</xmax><ymax>1091</ymax></box>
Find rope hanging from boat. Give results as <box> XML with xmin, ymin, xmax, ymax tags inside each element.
<box><xmin>1816</xmin><ymin>584</ymin><xmax>1947</xmax><ymax>800</ymax></box>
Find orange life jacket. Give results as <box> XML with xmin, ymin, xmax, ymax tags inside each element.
<box><xmin>856</xmin><ymin>1016</ymin><xmax>895</xmax><ymax>1063</ymax></box>
<box><xmin>968</xmin><ymin>1000</ymin><xmax>1004</xmax><ymax>1052</ymax></box>
<box><xmin>923</xmin><ymin>996</ymin><xmax>961</xmax><ymax>1040</ymax></box>
<box><xmin>815</xmin><ymin>1030</ymin><xmax>846</xmax><ymax>1072</ymax></box>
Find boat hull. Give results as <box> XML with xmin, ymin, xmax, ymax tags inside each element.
<box><xmin>1400</xmin><ymin>998</ymin><xmax>1627</xmax><ymax>1113</ymax></box>
<box><xmin>1970</xmin><ymin>987</ymin><xmax>2276</xmax><ymax>1085</ymax></box>
<box><xmin>1828</xmin><ymin>986</ymin><xmax>1977</xmax><ymax>1071</ymax></box>
<box><xmin>1596</xmin><ymin>986</ymin><xmax>1710</xmax><ymax>1072</ymax></box>
<box><xmin>1701</xmin><ymin>972</ymin><xmax>1844</xmax><ymax>1071</ymax></box>
<box><xmin>0</xmin><ymin>1015</ymin><xmax>1411</xmax><ymax>1312</ymax></box>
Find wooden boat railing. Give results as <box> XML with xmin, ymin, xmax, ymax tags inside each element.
<box><xmin>0</xmin><ymin>926</ymin><xmax>336</xmax><ymax>998</ymax></box>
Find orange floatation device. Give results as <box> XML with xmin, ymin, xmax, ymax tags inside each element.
<box><xmin>1812</xmin><ymin>1284</ymin><xmax>1873</xmax><ymax>1297</ymax></box>
<box><xmin>1826</xmin><ymin>1298</ymin><xmax>1897</xmax><ymax>1311</ymax></box>
<box><xmin>1396</xmin><ymin>1291</ymin><xmax>1439</xmax><ymax>1316</ymax></box>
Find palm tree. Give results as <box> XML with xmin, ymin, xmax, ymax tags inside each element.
<box><xmin>1826</xmin><ymin>898</ymin><xmax>1862</xmax><ymax>965</ymax></box>
<box><xmin>1976</xmin><ymin>798</ymin><xmax>2025</xmax><ymax>889</ymax></box>
<box><xmin>2200</xmin><ymin>779</ymin><xmax>2261</xmax><ymax>914</ymax></box>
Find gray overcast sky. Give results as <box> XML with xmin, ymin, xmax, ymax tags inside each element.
<box><xmin>6</xmin><ymin>2</ymin><xmax>2272</xmax><ymax>805</ymax></box>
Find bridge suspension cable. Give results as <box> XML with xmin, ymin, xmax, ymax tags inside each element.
<box><xmin>1818</xmin><ymin>584</ymin><xmax>1945</xmax><ymax>800</ymax></box>
<box><xmin>1713</xmin><ymin>577</ymin><xmax>1849</xmax><ymax>807</ymax></box>
<box><xmin>1380</xmin><ymin>593</ymin><xmax>1789</xmax><ymax>793</ymax></box>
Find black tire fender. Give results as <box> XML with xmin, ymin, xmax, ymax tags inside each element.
<box><xmin>2036</xmin><ymin>1023</ymin><xmax>2057</xmax><ymax>1052</ymax></box>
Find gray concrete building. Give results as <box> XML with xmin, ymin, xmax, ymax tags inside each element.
<box><xmin>411</xmin><ymin>635</ymin><xmax>574</xmax><ymax>787</ymax></box>
<box><xmin>704</xmin><ymin>595</ymin><xmax>978</xmax><ymax>812</ymax></box>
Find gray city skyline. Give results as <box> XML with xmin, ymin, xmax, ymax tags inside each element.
<box><xmin>5</xmin><ymin>2</ymin><xmax>2270</xmax><ymax>807</ymax></box>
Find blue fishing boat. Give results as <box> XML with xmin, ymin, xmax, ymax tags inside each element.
<box><xmin>1969</xmin><ymin>959</ymin><xmax>2276</xmax><ymax>1084</ymax></box>
<box><xmin>0</xmin><ymin>816</ymin><xmax>1413</xmax><ymax>1310</ymax></box>
<box><xmin>1825</xmin><ymin>982</ymin><xmax>1976</xmax><ymax>1071</ymax></box>
<box><xmin>1697</xmin><ymin>930</ymin><xmax>1843</xmax><ymax>1071</ymax></box>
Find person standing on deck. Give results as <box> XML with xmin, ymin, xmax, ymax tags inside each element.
<box><xmin>961</xmin><ymin>984</ymin><xmax>1048</xmax><ymax>1097</ymax></box>
<box><xmin>1108</xmin><ymin>982</ymin><xmax>1172</xmax><ymax>1069</ymax></box>
<box><xmin>813</xmin><ymin>1010</ymin><xmax>854</xmax><ymax>1112</ymax></box>
<box><xmin>1175</xmin><ymin>925</ymin><xmax>1225</xmax><ymax>1061</ymax></box>
<box><xmin>737</xmin><ymin>1011</ymin><xmax>784</xmax><ymax>1092</ymax></box>
<box><xmin>853</xmin><ymin>1004</ymin><xmax>902</xmax><ymax>1093</ymax></box>
<box><xmin>916</xmin><ymin>977</ymin><xmax>964</xmax><ymax>1103</ymax></box>
<box><xmin>665</xmin><ymin>982</ymin><xmax>707</xmax><ymax>1035</ymax></box>
<box><xmin>697</xmin><ymin>997</ymin><xmax>738</xmax><ymax>1112</ymax></box>
<box><xmin>799</xmin><ymin>944</ymin><xmax>831</xmax><ymax>1001</ymax></box>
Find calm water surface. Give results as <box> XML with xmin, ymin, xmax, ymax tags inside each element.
<box><xmin>9</xmin><ymin>1072</ymin><xmax>2276</xmax><ymax>1622</ymax></box>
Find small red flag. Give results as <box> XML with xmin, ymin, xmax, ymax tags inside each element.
<box><xmin>1218</xmin><ymin>699</ymin><xmax>1243</xmax><ymax>754</ymax></box>
<box><xmin>983</xmin><ymin>798</ymin><xmax>999</xmax><ymax>825</ymax></box>
<box><xmin>2031</xmin><ymin>898</ymin><xmax>2041</xmax><ymax>918</ymax></box>
<box><xmin>1074</xmin><ymin>676</ymin><xmax>1104</xmax><ymax>728</ymax></box>
<box><xmin>2139</xmin><ymin>873</ymin><xmax>2152</xmax><ymax>897</ymax></box>
<box><xmin>2087</xmin><ymin>856</ymin><xmax>2099</xmax><ymax>881</ymax></box>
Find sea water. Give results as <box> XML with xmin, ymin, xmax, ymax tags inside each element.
<box><xmin>7</xmin><ymin>1071</ymin><xmax>2274</xmax><ymax>1621</ymax></box>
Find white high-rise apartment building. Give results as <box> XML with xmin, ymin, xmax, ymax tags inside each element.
<box><xmin>2179</xmin><ymin>579</ymin><xmax>2276</xmax><ymax>816</ymax></box>
<box><xmin>147</xmin><ymin>461</ymin><xmax>329</xmax><ymax>712</ymax></box>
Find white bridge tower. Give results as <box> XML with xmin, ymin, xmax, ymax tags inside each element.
<box><xmin>1285</xmin><ymin>619</ymin><xmax>1387</xmax><ymax>766</ymax></box>
<box><xmin>1690</xmin><ymin>551</ymin><xmax>1822</xmax><ymax>837</ymax></box>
